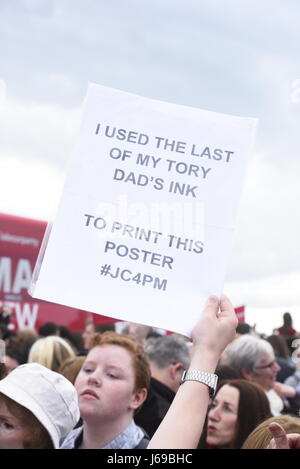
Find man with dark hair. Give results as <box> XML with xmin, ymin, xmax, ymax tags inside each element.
<box><xmin>236</xmin><ymin>322</ymin><xmax>251</xmax><ymax>335</ymax></box>
<box><xmin>38</xmin><ymin>322</ymin><xmax>59</xmax><ymax>337</ymax></box>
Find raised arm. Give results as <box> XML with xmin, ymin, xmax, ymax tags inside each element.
<box><xmin>148</xmin><ymin>295</ymin><xmax>237</xmax><ymax>449</ymax></box>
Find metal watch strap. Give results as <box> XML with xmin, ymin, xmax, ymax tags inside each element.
<box><xmin>181</xmin><ymin>370</ymin><xmax>218</xmax><ymax>398</ymax></box>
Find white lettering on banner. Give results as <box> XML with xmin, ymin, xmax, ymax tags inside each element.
<box><xmin>0</xmin><ymin>257</ymin><xmax>32</xmax><ymax>294</ymax></box>
<box><xmin>13</xmin><ymin>259</ymin><xmax>32</xmax><ymax>293</ymax></box>
<box><xmin>0</xmin><ymin>257</ymin><xmax>11</xmax><ymax>292</ymax></box>
<box><xmin>14</xmin><ymin>303</ymin><xmax>38</xmax><ymax>330</ymax></box>
<box><xmin>0</xmin><ymin>232</ymin><xmax>39</xmax><ymax>247</ymax></box>
<box><xmin>0</xmin><ymin>257</ymin><xmax>38</xmax><ymax>331</ymax></box>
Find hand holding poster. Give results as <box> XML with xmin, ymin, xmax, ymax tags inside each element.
<box><xmin>30</xmin><ymin>83</ymin><xmax>257</xmax><ymax>336</ymax></box>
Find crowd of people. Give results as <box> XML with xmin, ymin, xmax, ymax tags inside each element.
<box><xmin>0</xmin><ymin>299</ymin><xmax>300</xmax><ymax>450</ymax></box>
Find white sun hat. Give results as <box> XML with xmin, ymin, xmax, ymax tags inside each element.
<box><xmin>0</xmin><ymin>363</ymin><xmax>80</xmax><ymax>448</ymax></box>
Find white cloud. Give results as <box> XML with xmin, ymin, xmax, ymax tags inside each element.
<box><xmin>0</xmin><ymin>154</ymin><xmax>64</xmax><ymax>221</ymax></box>
<box><xmin>227</xmin><ymin>152</ymin><xmax>300</xmax><ymax>281</ymax></box>
<box><xmin>223</xmin><ymin>148</ymin><xmax>300</xmax><ymax>334</ymax></box>
<box><xmin>0</xmin><ymin>91</ymin><xmax>81</xmax><ymax>220</ymax></box>
<box><xmin>239</xmin><ymin>306</ymin><xmax>300</xmax><ymax>337</ymax></box>
<box><xmin>226</xmin><ymin>271</ymin><xmax>300</xmax><ymax>309</ymax></box>
<box><xmin>0</xmin><ymin>91</ymin><xmax>81</xmax><ymax>167</ymax></box>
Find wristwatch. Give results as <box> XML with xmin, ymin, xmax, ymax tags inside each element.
<box><xmin>181</xmin><ymin>370</ymin><xmax>218</xmax><ymax>398</ymax></box>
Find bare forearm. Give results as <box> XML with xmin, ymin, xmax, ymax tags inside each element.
<box><xmin>148</xmin><ymin>350</ymin><xmax>218</xmax><ymax>449</ymax></box>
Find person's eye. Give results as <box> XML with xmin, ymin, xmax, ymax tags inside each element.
<box><xmin>0</xmin><ymin>419</ymin><xmax>14</xmax><ymax>430</ymax></box>
<box><xmin>223</xmin><ymin>405</ymin><xmax>234</xmax><ymax>413</ymax></box>
<box><xmin>83</xmin><ymin>367</ymin><xmax>93</xmax><ymax>373</ymax></box>
<box><xmin>107</xmin><ymin>372</ymin><xmax>118</xmax><ymax>379</ymax></box>
<box><xmin>4</xmin><ymin>421</ymin><xmax>14</xmax><ymax>430</ymax></box>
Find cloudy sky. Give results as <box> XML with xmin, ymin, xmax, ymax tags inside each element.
<box><xmin>0</xmin><ymin>0</ymin><xmax>299</xmax><ymax>334</ymax></box>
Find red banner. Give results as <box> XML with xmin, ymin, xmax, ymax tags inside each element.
<box><xmin>235</xmin><ymin>305</ymin><xmax>245</xmax><ymax>323</ymax></box>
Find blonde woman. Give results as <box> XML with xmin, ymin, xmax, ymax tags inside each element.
<box><xmin>28</xmin><ymin>336</ymin><xmax>75</xmax><ymax>372</ymax></box>
<box><xmin>242</xmin><ymin>415</ymin><xmax>300</xmax><ymax>449</ymax></box>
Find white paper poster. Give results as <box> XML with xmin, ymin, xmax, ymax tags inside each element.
<box><xmin>30</xmin><ymin>83</ymin><xmax>257</xmax><ymax>336</ymax></box>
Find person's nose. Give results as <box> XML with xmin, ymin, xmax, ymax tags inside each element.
<box><xmin>87</xmin><ymin>371</ymin><xmax>102</xmax><ymax>387</ymax></box>
<box><xmin>274</xmin><ymin>361</ymin><xmax>281</xmax><ymax>373</ymax></box>
<box><xmin>208</xmin><ymin>405</ymin><xmax>221</xmax><ymax>422</ymax></box>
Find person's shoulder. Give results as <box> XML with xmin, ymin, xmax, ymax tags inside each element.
<box><xmin>60</xmin><ymin>426</ymin><xmax>83</xmax><ymax>449</ymax></box>
<box><xmin>151</xmin><ymin>378</ymin><xmax>175</xmax><ymax>400</ymax></box>
<box><xmin>285</xmin><ymin>371</ymin><xmax>300</xmax><ymax>385</ymax></box>
<box><xmin>134</xmin><ymin>437</ymin><xmax>149</xmax><ymax>449</ymax></box>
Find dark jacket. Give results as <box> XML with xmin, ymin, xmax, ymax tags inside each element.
<box><xmin>134</xmin><ymin>377</ymin><xmax>175</xmax><ymax>438</ymax></box>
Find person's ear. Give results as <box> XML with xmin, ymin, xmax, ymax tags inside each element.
<box><xmin>170</xmin><ymin>363</ymin><xmax>184</xmax><ymax>380</ymax></box>
<box><xmin>241</xmin><ymin>368</ymin><xmax>255</xmax><ymax>381</ymax></box>
<box><xmin>129</xmin><ymin>388</ymin><xmax>148</xmax><ymax>410</ymax></box>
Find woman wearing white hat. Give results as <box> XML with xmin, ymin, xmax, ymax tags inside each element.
<box><xmin>0</xmin><ymin>363</ymin><xmax>80</xmax><ymax>449</ymax></box>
